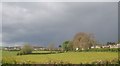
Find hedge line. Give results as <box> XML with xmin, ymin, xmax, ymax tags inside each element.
<box><xmin>78</xmin><ymin>48</ymin><xmax>119</xmax><ymax>52</ymax></box>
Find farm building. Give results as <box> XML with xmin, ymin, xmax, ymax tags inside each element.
<box><xmin>3</xmin><ymin>46</ymin><xmax>21</xmax><ymax>51</ymax></box>
<box><xmin>91</xmin><ymin>45</ymin><xmax>101</xmax><ymax>49</ymax></box>
<box><xmin>33</xmin><ymin>46</ymin><xmax>46</xmax><ymax>51</ymax></box>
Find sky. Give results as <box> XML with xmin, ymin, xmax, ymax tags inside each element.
<box><xmin>118</xmin><ymin>2</ymin><xmax>120</xmax><ymax>41</ymax></box>
<box><xmin>2</xmin><ymin>2</ymin><xmax>118</xmax><ymax>47</ymax></box>
<box><xmin>0</xmin><ymin>2</ymin><xmax>2</xmax><ymax>46</ymax></box>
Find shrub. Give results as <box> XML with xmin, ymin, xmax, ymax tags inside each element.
<box><xmin>17</xmin><ymin>44</ymin><xmax>33</xmax><ymax>55</ymax></box>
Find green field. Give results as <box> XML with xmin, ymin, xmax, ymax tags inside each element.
<box><xmin>2</xmin><ymin>51</ymin><xmax>118</xmax><ymax>64</ymax></box>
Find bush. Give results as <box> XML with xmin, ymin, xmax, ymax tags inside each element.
<box><xmin>17</xmin><ymin>44</ymin><xmax>33</xmax><ymax>55</ymax></box>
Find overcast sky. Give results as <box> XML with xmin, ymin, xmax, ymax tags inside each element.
<box><xmin>0</xmin><ymin>2</ymin><xmax>2</xmax><ymax>46</ymax></box>
<box><xmin>2</xmin><ymin>2</ymin><xmax>118</xmax><ymax>47</ymax></box>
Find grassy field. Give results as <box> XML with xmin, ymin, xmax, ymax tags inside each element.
<box><xmin>2</xmin><ymin>51</ymin><xmax>118</xmax><ymax>64</ymax></box>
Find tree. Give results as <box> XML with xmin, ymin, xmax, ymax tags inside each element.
<box><xmin>107</xmin><ymin>42</ymin><xmax>110</xmax><ymax>45</ymax></box>
<box><xmin>58</xmin><ymin>45</ymin><xmax>62</xmax><ymax>48</ymax></box>
<box><xmin>118</xmin><ymin>40</ymin><xmax>120</xmax><ymax>43</ymax></box>
<box><xmin>107</xmin><ymin>42</ymin><xmax>116</xmax><ymax>45</ymax></box>
<box><xmin>18</xmin><ymin>44</ymin><xmax>33</xmax><ymax>55</ymax></box>
<box><xmin>47</xmin><ymin>43</ymin><xmax>55</xmax><ymax>51</ymax></box>
<box><xmin>62</xmin><ymin>41</ymin><xmax>73</xmax><ymax>51</ymax></box>
<box><xmin>67</xmin><ymin>41</ymin><xmax>73</xmax><ymax>51</ymax></box>
<box><xmin>72</xmin><ymin>32</ymin><xmax>96</xmax><ymax>50</ymax></box>
<box><xmin>62</xmin><ymin>41</ymin><xmax>69</xmax><ymax>51</ymax></box>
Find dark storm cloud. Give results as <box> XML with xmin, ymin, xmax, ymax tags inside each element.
<box><xmin>0</xmin><ymin>3</ymin><xmax>2</xmax><ymax>46</ymax></box>
<box><xmin>2</xmin><ymin>2</ymin><xmax>118</xmax><ymax>46</ymax></box>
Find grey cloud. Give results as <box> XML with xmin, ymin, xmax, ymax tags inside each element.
<box><xmin>0</xmin><ymin>3</ymin><xmax>2</xmax><ymax>46</ymax></box>
<box><xmin>2</xmin><ymin>2</ymin><xmax>118</xmax><ymax>46</ymax></box>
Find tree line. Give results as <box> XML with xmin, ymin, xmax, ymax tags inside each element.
<box><xmin>16</xmin><ymin>32</ymin><xmax>119</xmax><ymax>55</ymax></box>
<box><xmin>17</xmin><ymin>32</ymin><xmax>96</xmax><ymax>55</ymax></box>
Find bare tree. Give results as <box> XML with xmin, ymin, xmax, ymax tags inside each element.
<box><xmin>72</xmin><ymin>32</ymin><xmax>96</xmax><ymax>50</ymax></box>
<box><xmin>47</xmin><ymin>43</ymin><xmax>55</xmax><ymax>51</ymax></box>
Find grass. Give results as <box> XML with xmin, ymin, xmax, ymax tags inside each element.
<box><xmin>2</xmin><ymin>51</ymin><xmax>118</xmax><ymax>64</ymax></box>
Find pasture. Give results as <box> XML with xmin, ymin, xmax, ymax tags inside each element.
<box><xmin>2</xmin><ymin>51</ymin><xmax>118</xmax><ymax>64</ymax></box>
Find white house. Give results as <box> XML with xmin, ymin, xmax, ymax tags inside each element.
<box><xmin>102</xmin><ymin>45</ymin><xmax>110</xmax><ymax>48</ymax></box>
<box><xmin>109</xmin><ymin>44</ymin><xmax>120</xmax><ymax>48</ymax></box>
<box><xmin>91</xmin><ymin>46</ymin><xmax>101</xmax><ymax>48</ymax></box>
<box><xmin>109</xmin><ymin>45</ymin><xmax>117</xmax><ymax>48</ymax></box>
<box><xmin>91</xmin><ymin>46</ymin><xmax>95</xmax><ymax>48</ymax></box>
<box><xmin>95</xmin><ymin>46</ymin><xmax>101</xmax><ymax>48</ymax></box>
<box><xmin>117</xmin><ymin>44</ymin><xmax>120</xmax><ymax>48</ymax></box>
<box><xmin>76</xmin><ymin>48</ymin><xmax>79</xmax><ymax>51</ymax></box>
<box><xmin>33</xmin><ymin>46</ymin><xmax>46</xmax><ymax>50</ymax></box>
